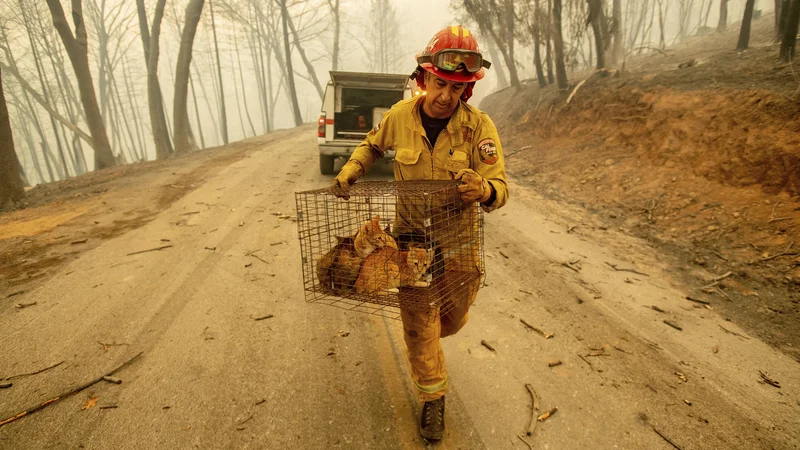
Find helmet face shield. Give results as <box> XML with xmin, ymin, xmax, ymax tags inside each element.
<box><xmin>418</xmin><ymin>49</ymin><xmax>491</xmax><ymax>74</ymax></box>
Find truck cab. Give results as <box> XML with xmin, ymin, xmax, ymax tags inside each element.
<box><xmin>317</xmin><ymin>71</ymin><xmax>416</xmax><ymax>174</ymax></box>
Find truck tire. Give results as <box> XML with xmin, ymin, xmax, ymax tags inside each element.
<box><xmin>320</xmin><ymin>155</ymin><xmax>335</xmax><ymax>175</ymax></box>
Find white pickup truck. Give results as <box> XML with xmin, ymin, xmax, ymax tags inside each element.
<box><xmin>317</xmin><ymin>71</ymin><xmax>416</xmax><ymax>174</ymax></box>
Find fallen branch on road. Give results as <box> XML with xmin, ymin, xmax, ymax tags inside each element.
<box><xmin>684</xmin><ymin>296</ymin><xmax>710</xmax><ymax>305</ymax></box>
<box><xmin>759</xmin><ymin>370</ymin><xmax>780</xmax><ymax>388</ymax></box>
<box><xmin>537</xmin><ymin>407</ymin><xmax>558</xmax><ymax>422</ymax></box>
<box><xmin>524</xmin><ymin>383</ymin><xmax>541</xmax><ymax>437</ymax></box>
<box><xmin>246</xmin><ymin>249</ymin><xmax>269</xmax><ymax>264</ymax></box>
<box><xmin>605</xmin><ymin>262</ymin><xmax>650</xmax><ymax>276</ymax></box>
<box><xmin>126</xmin><ymin>245</ymin><xmax>173</xmax><ymax>256</ymax></box>
<box><xmin>14</xmin><ymin>301</ymin><xmax>36</xmax><ymax>309</ymax></box>
<box><xmin>719</xmin><ymin>325</ymin><xmax>750</xmax><ymax>340</ymax></box>
<box><xmin>520</xmin><ymin>318</ymin><xmax>554</xmax><ymax>339</ymax></box>
<box><xmin>517</xmin><ymin>435</ymin><xmax>534</xmax><ymax>450</ymax></box>
<box><xmin>480</xmin><ymin>340</ymin><xmax>496</xmax><ymax>352</ymax></box>
<box><xmin>653</xmin><ymin>426</ymin><xmax>683</xmax><ymax>449</ymax></box>
<box><xmin>4</xmin><ymin>361</ymin><xmax>64</xmax><ymax>381</ymax></box>
<box><xmin>562</xmin><ymin>258</ymin><xmax>582</xmax><ymax>272</ymax></box>
<box><xmin>0</xmin><ymin>352</ymin><xmax>143</xmax><ymax>428</ymax></box>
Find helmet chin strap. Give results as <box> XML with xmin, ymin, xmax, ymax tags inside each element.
<box><xmin>461</xmin><ymin>82</ymin><xmax>475</xmax><ymax>102</ymax></box>
<box><xmin>411</xmin><ymin>67</ymin><xmax>475</xmax><ymax>102</ymax></box>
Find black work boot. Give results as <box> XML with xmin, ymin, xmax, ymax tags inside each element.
<box><xmin>419</xmin><ymin>396</ymin><xmax>445</xmax><ymax>440</ymax></box>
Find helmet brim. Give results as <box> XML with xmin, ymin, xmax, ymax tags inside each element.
<box><xmin>420</xmin><ymin>63</ymin><xmax>484</xmax><ymax>83</ymax></box>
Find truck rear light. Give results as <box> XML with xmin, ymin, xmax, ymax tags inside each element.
<box><xmin>317</xmin><ymin>115</ymin><xmax>326</xmax><ymax>137</ymax></box>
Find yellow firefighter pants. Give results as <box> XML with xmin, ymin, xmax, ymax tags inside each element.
<box><xmin>399</xmin><ymin>256</ymin><xmax>481</xmax><ymax>402</ymax></box>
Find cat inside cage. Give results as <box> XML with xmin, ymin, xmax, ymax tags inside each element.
<box><xmin>296</xmin><ymin>181</ymin><xmax>484</xmax><ymax>321</ymax></box>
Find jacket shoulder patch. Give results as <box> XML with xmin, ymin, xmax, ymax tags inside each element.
<box><xmin>478</xmin><ymin>138</ymin><xmax>498</xmax><ymax>165</ymax></box>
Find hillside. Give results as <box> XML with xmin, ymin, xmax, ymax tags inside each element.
<box><xmin>481</xmin><ymin>14</ymin><xmax>800</xmax><ymax>360</ymax></box>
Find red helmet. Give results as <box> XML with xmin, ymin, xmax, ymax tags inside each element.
<box><xmin>413</xmin><ymin>25</ymin><xmax>490</xmax><ymax>101</ymax></box>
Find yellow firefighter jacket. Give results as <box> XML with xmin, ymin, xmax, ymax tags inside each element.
<box><xmin>346</xmin><ymin>96</ymin><xmax>509</xmax><ymax>213</ymax></box>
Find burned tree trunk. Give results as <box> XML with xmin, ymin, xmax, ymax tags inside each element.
<box><xmin>611</xmin><ymin>0</ymin><xmax>623</xmax><ymax>65</ymax></box>
<box><xmin>546</xmin><ymin>0</ymin><xmax>555</xmax><ymax>84</ymax></box>
<box><xmin>173</xmin><ymin>0</ymin><xmax>206</xmax><ymax>155</ymax></box>
<box><xmin>280</xmin><ymin>0</ymin><xmax>304</xmax><ymax>126</ymax></box>
<box><xmin>329</xmin><ymin>0</ymin><xmax>340</xmax><ymax>70</ymax></box>
<box><xmin>20</xmin><ymin>1</ymin><xmax>69</xmax><ymax>179</ymax></box>
<box><xmin>137</xmin><ymin>0</ymin><xmax>173</xmax><ymax>159</ymax></box>
<box><xmin>487</xmin><ymin>38</ymin><xmax>509</xmax><ymax>90</ymax></box>
<box><xmin>209</xmin><ymin>0</ymin><xmax>229</xmax><ymax>144</ymax></box>
<box><xmin>780</xmin><ymin>0</ymin><xmax>800</xmax><ymax>62</ymax></box>
<box><xmin>189</xmin><ymin>74</ymin><xmax>206</xmax><ymax>149</ymax></box>
<box><xmin>0</xmin><ymin>68</ymin><xmax>25</xmax><ymax>207</ymax></box>
<box><xmin>776</xmin><ymin>0</ymin><xmax>787</xmax><ymax>39</ymax></box>
<box><xmin>588</xmin><ymin>0</ymin><xmax>608</xmax><ymax>69</ymax></box>
<box><xmin>463</xmin><ymin>0</ymin><xmax>522</xmax><ymax>90</ymax></box>
<box><xmin>45</xmin><ymin>0</ymin><xmax>116</xmax><ymax>170</ymax></box>
<box><xmin>530</xmin><ymin>0</ymin><xmax>547</xmax><ymax>87</ymax></box>
<box><xmin>534</xmin><ymin>37</ymin><xmax>547</xmax><ymax>88</ymax></box>
<box><xmin>553</xmin><ymin>0</ymin><xmax>569</xmax><ymax>88</ymax></box>
<box><xmin>717</xmin><ymin>0</ymin><xmax>728</xmax><ymax>32</ymax></box>
<box><xmin>285</xmin><ymin>4</ymin><xmax>324</xmax><ymax>100</ymax></box>
<box><xmin>736</xmin><ymin>0</ymin><xmax>757</xmax><ymax>50</ymax></box>
<box><xmin>233</xmin><ymin>32</ymin><xmax>257</xmax><ymax>137</ymax></box>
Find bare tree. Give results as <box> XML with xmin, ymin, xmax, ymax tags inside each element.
<box><xmin>136</xmin><ymin>0</ymin><xmax>173</xmax><ymax>159</ymax></box>
<box><xmin>173</xmin><ymin>0</ymin><xmax>205</xmax><ymax>155</ymax></box>
<box><xmin>519</xmin><ymin>0</ymin><xmax>547</xmax><ymax>87</ymax></box>
<box><xmin>365</xmin><ymin>0</ymin><xmax>403</xmax><ymax>73</ymax></box>
<box><xmin>737</xmin><ymin>0</ymin><xmax>757</xmax><ymax>50</ymax></box>
<box><xmin>209</xmin><ymin>0</ymin><xmax>229</xmax><ymax>144</ymax></box>
<box><xmin>778</xmin><ymin>0</ymin><xmax>791</xmax><ymax>39</ymax></box>
<box><xmin>587</xmin><ymin>0</ymin><xmax>609</xmax><ymax>69</ymax></box>
<box><xmin>285</xmin><ymin>4</ymin><xmax>325</xmax><ymax>100</ymax></box>
<box><xmin>45</xmin><ymin>0</ymin><xmax>115</xmax><ymax>169</ymax></box>
<box><xmin>19</xmin><ymin>1</ymin><xmax>69</xmax><ymax>179</ymax></box>
<box><xmin>327</xmin><ymin>0</ymin><xmax>340</xmax><ymax>70</ymax></box>
<box><xmin>0</xmin><ymin>67</ymin><xmax>24</xmax><ymax>206</ymax></box>
<box><xmin>279</xmin><ymin>0</ymin><xmax>303</xmax><ymax>126</ymax></box>
<box><xmin>486</xmin><ymin>37</ymin><xmax>510</xmax><ymax>90</ymax></box>
<box><xmin>656</xmin><ymin>0</ymin><xmax>668</xmax><ymax>48</ymax></box>
<box><xmin>463</xmin><ymin>0</ymin><xmax>522</xmax><ymax>89</ymax></box>
<box><xmin>611</xmin><ymin>0</ymin><xmax>623</xmax><ymax>65</ymax></box>
<box><xmin>0</xmin><ymin>26</ymin><xmax>72</xmax><ymax>181</ymax></box>
<box><xmin>718</xmin><ymin>0</ymin><xmax>728</xmax><ymax>32</ymax></box>
<box><xmin>780</xmin><ymin>0</ymin><xmax>800</xmax><ymax>62</ymax></box>
<box><xmin>552</xmin><ymin>0</ymin><xmax>568</xmax><ymax>88</ymax></box>
<box><xmin>35</xmin><ymin>4</ymin><xmax>86</xmax><ymax>174</ymax></box>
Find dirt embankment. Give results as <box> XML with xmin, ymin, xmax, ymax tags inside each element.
<box><xmin>481</xmin><ymin>17</ymin><xmax>800</xmax><ymax>361</ymax></box>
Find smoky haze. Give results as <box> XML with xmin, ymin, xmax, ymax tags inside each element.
<box><xmin>0</xmin><ymin>0</ymin><xmax>772</xmax><ymax>187</ymax></box>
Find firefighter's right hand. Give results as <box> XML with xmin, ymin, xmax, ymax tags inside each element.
<box><xmin>331</xmin><ymin>161</ymin><xmax>364</xmax><ymax>199</ymax></box>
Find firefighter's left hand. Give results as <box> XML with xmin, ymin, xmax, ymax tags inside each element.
<box><xmin>455</xmin><ymin>169</ymin><xmax>491</xmax><ymax>204</ymax></box>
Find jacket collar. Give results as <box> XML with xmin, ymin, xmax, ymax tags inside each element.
<box><xmin>408</xmin><ymin>97</ymin><xmax>474</xmax><ymax>147</ymax></box>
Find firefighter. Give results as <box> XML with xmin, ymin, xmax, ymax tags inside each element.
<box><xmin>332</xmin><ymin>25</ymin><xmax>508</xmax><ymax>440</ymax></box>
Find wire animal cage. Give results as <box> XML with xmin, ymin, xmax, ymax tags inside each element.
<box><xmin>295</xmin><ymin>180</ymin><xmax>484</xmax><ymax>322</ymax></box>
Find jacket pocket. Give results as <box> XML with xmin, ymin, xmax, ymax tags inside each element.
<box><xmin>395</xmin><ymin>147</ymin><xmax>422</xmax><ymax>165</ymax></box>
<box><xmin>445</xmin><ymin>151</ymin><xmax>470</xmax><ymax>173</ymax></box>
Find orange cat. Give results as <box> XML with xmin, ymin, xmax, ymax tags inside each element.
<box><xmin>354</xmin><ymin>245</ymin><xmax>433</xmax><ymax>296</ymax></box>
<box><xmin>354</xmin><ymin>215</ymin><xmax>397</xmax><ymax>257</ymax></box>
<box><xmin>317</xmin><ymin>236</ymin><xmax>362</xmax><ymax>295</ymax></box>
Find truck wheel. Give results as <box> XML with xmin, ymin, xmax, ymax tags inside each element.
<box><xmin>319</xmin><ymin>155</ymin><xmax>335</xmax><ymax>175</ymax></box>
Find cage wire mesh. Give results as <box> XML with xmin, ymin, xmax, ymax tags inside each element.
<box><xmin>295</xmin><ymin>180</ymin><xmax>484</xmax><ymax>323</ymax></box>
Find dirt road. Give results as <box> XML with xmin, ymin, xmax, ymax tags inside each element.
<box><xmin>1</xmin><ymin>129</ymin><xmax>798</xmax><ymax>449</ymax></box>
